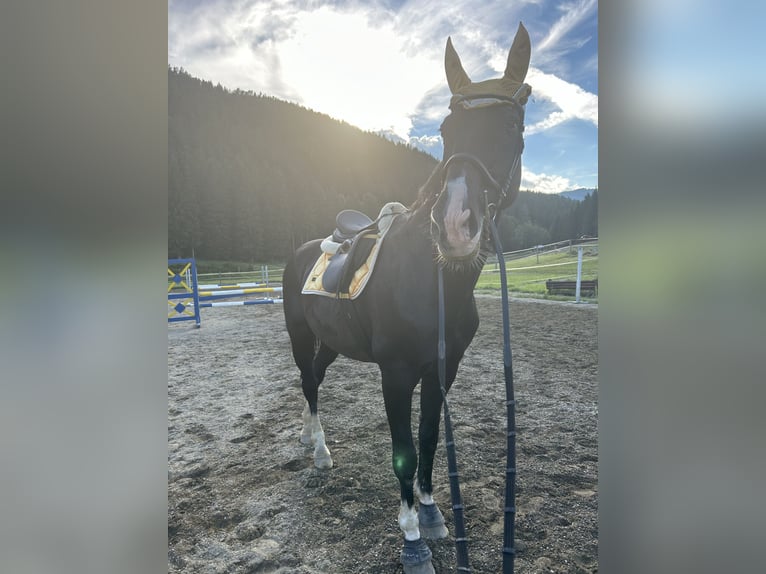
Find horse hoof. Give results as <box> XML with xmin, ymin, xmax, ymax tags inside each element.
<box><xmin>300</xmin><ymin>431</ymin><xmax>313</xmax><ymax>445</ymax></box>
<box><xmin>314</xmin><ymin>445</ymin><xmax>333</xmax><ymax>469</ymax></box>
<box><xmin>419</xmin><ymin>524</ymin><xmax>448</xmax><ymax>539</ymax></box>
<box><xmin>401</xmin><ymin>538</ymin><xmax>434</xmax><ymax>574</ymax></box>
<box><xmin>418</xmin><ymin>503</ymin><xmax>449</xmax><ymax>539</ymax></box>
<box><xmin>403</xmin><ymin>561</ymin><xmax>435</xmax><ymax>574</ymax></box>
<box><xmin>314</xmin><ymin>457</ymin><xmax>333</xmax><ymax>470</ymax></box>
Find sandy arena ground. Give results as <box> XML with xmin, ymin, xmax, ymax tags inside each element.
<box><xmin>168</xmin><ymin>295</ymin><xmax>597</xmax><ymax>573</ymax></box>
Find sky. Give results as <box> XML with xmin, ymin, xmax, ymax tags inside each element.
<box><xmin>168</xmin><ymin>0</ymin><xmax>598</xmax><ymax>193</ymax></box>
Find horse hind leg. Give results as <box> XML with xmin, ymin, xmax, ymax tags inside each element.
<box><xmin>283</xmin><ymin>259</ymin><xmax>334</xmax><ymax>469</ymax></box>
<box><xmin>300</xmin><ymin>401</ymin><xmax>332</xmax><ymax>469</ymax></box>
<box><xmin>299</xmin><ymin>342</ymin><xmax>337</xmax><ymax>469</ymax></box>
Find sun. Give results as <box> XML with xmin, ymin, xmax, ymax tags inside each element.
<box><xmin>278</xmin><ymin>7</ymin><xmax>441</xmax><ymax>139</ymax></box>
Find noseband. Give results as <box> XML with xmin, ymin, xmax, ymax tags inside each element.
<box><xmin>439</xmin><ymin>151</ymin><xmax>521</xmax><ymax>222</ymax></box>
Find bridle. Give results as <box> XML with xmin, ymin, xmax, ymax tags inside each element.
<box><xmin>439</xmin><ymin>150</ymin><xmax>521</xmax><ymax>225</ymax></box>
<box><xmin>435</xmin><ymin>83</ymin><xmax>530</xmax><ymax>574</ymax></box>
<box><xmin>435</xmin><ymin>85</ymin><xmax>530</xmax><ymax>226</ymax></box>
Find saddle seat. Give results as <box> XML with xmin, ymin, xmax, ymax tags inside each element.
<box><xmin>332</xmin><ymin>209</ymin><xmax>374</xmax><ymax>243</ymax></box>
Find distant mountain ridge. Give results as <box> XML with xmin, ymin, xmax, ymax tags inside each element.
<box><xmin>558</xmin><ymin>188</ymin><xmax>596</xmax><ymax>202</ymax></box>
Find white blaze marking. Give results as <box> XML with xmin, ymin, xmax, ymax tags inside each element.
<box><xmin>444</xmin><ymin>176</ymin><xmax>471</xmax><ymax>246</ymax></box>
<box><xmin>440</xmin><ymin>175</ymin><xmax>482</xmax><ymax>257</ymax></box>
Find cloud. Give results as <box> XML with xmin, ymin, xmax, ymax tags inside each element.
<box><xmin>168</xmin><ymin>0</ymin><xmax>598</xmax><ymax>187</ymax></box>
<box><xmin>521</xmin><ymin>169</ymin><xmax>574</xmax><ymax>194</ymax></box>
<box><xmin>535</xmin><ymin>0</ymin><xmax>597</xmax><ymax>60</ymax></box>
<box><xmin>168</xmin><ymin>0</ymin><xmax>540</xmax><ymax>138</ymax></box>
<box><xmin>525</xmin><ymin>67</ymin><xmax>598</xmax><ymax>134</ymax></box>
<box><xmin>168</xmin><ymin>1</ymin><xmax>598</xmax><ymax>137</ymax></box>
<box><xmin>275</xmin><ymin>6</ymin><xmax>443</xmax><ymax>138</ymax></box>
<box><xmin>508</xmin><ymin>0</ymin><xmax>597</xmax><ymax>134</ymax></box>
<box><xmin>408</xmin><ymin>134</ymin><xmax>443</xmax><ymax>156</ymax></box>
<box><xmin>169</xmin><ymin>1</ymin><xmax>448</xmax><ymax>139</ymax></box>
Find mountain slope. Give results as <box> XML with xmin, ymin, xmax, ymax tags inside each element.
<box><xmin>169</xmin><ymin>68</ymin><xmax>438</xmax><ymax>262</ymax></box>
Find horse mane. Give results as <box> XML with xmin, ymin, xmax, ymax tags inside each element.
<box><xmin>408</xmin><ymin>161</ymin><xmax>444</xmax><ymax>219</ymax></box>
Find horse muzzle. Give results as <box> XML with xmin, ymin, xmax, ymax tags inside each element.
<box><xmin>430</xmin><ymin>175</ymin><xmax>484</xmax><ymax>262</ymax></box>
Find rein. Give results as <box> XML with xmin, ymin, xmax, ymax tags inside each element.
<box><xmin>436</xmin><ymin>266</ymin><xmax>471</xmax><ymax>572</ymax></box>
<box><xmin>436</xmin><ymin>228</ymin><xmax>516</xmax><ymax>574</ymax></box>
<box><xmin>435</xmin><ymin>124</ymin><xmax>522</xmax><ymax>573</ymax></box>
<box><xmin>487</xmin><ymin>217</ymin><xmax>517</xmax><ymax>574</ymax></box>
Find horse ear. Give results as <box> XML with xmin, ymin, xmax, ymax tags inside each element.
<box><xmin>445</xmin><ymin>37</ymin><xmax>472</xmax><ymax>94</ymax></box>
<box><xmin>504</xmin><ymin>22</ymin><xmax>531</xmax><ymax>84</ymax></box>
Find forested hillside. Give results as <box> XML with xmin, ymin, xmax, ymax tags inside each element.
<box><xmin>168</xmin><ymin>68</ymin><xmax>597</xmax><ymax>261</ymax></box>
<box><xmin>498</xmin><ymin>189</ymin><xmax>598</xmax><ymax>250</ymax></box>
<box><xmin>169</xmin><ymin>68</ymin><xmax>437</xmax><ymax>261</ymax></box>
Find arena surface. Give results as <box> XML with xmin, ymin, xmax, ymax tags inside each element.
<box><xmin>168</xmin><ymin>295</ymin><xmax>598</xmax><ymax>573</ymax></box>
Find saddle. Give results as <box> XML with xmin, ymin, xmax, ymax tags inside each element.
<box><xmin>321</xmin><ymin>210</ymin><xmax>377</xmax><ymax>295</ymax></box>
<box><xmin>303</xmin><ymin>202</ymin><xmax>407</xmax><ymax>299</ymax></box>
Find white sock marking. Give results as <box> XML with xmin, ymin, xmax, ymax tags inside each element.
<box><xmin>300</xmin><ymin>401</ymin><xmax>314</xmax><ymax>444</ymax></box>
<box><xmin>415</xmin><ymin>482</ymin><xmax>435</xmax><ymax>505</ymax></box>
<box><xmin>301</xmin><ymin>401</ymin><xmax>333</xmax><ymax>468</ymax></box>
<box><xmin>399</xmin><ymin>501</ymin><xmax>421</xmax><ymax>541</ymax></box>
<box><xmin>418</xmin><ymin>492</ymin><xmax>435</xmax><ymax>505</ymax></box>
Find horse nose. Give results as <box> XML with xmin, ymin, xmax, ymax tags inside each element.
<box><xmin>435</xmin><ymin>174</ymin><xmax>482</xmax><ymax>258</ymax></box>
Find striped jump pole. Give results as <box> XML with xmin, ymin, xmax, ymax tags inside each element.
<box><xmin>197</xmin><ymin>282</ymin><xmax>270</xmax><ymax>290</ymax></box>
<box><xmin>169</xmin><ymin>259</ymin><xmax>284</xmax><ymax>326</ymax></box>
<box><xmin>198</xmin><ymin>286</ymin><xmax>283</xmax><ymax>300</ymax></box>
<box><xmin>199</xmin><ymin>298</ymin><xmax>283</xmax><ymax>308</ymax></box>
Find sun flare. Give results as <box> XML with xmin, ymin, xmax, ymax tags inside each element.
<box><xmin>277</xmin><ymin>8</ymin><xmax>441</xmax><ymax>139</ymax></box>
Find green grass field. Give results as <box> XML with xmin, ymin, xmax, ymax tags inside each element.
<box><xmin>189</xmin><ymin>245</ymin><xmax>598</xmax><ymax>300</ymax></box>
<box><xmin>193</xmin><ymin>260</ymin><xmax>285</xmax><ymax>285</ymax></box>
<box><xmin>477</xmin><ymin>246</ymin><xmax>598</xmax><ymax>300</ymax></box>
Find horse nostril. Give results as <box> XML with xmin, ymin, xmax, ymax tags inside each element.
<box><xmin>457</xmin><ymin>209</ymin><xmax>470</xmax><ymax>232</ymax></box>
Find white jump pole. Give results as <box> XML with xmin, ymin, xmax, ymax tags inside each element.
<box><xmin>575</xmin><ymin>247</ymin><xmax>583</xmax><ymax>303</ymax></box>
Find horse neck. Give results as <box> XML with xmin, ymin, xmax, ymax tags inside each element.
<box><xmin>401</xmin><ymin>169</ymin><xmax>486</xmax><ymax>304</ymax></box>
<box><xmin>441</xmin><ymin>262</ymin><xmax>482</xmax><ymax>305</ymax></box>
<box><xmin>408</xmin><ymin>161</ymin><xmax>443</xmax><ymax>216</ymax></box>
<box><xmin>404</xmin><ymin>190</ymin><xmax>485</xmax><ymax>303</ymax></box>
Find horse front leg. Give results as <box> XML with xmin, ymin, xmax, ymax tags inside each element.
<box><xmin>381</xmin><ymin>366</ymin><xmax>435</xmax><ymax>574</ymax></box>
<box><xmin>416</xmin><ymin>371</ymin><xmax>449</xmax><ymax>539</ymax></box>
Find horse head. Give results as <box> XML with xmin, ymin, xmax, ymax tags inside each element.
<box><xmin>429</xmin><ymin>23</ymin><xmax>531</xmax><ymax>267</ymax></box>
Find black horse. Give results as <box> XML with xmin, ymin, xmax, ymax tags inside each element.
<box><xmin>283</xmin><ymin>24</ymin><xmax>531</xmax><ymax>574</ymax></box>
